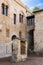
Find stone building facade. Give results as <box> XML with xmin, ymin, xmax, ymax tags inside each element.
<box><xmin>34</xmin><ymin>10</ymin><xmax>43</xmax><ymax>52</ymax></box>
<box><xmin>27</xmin><ymin>9</ymin><xmax>43</xmax><ymax>53</ymax></box>
<box><xmin>0</xmin><ymin>0</ymin><xmax>31</xmax><ymax>62</ymax></box>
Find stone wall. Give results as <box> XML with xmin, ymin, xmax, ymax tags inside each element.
<box><xmin>0</xmin><ymin>42</ymin><xmax>12</xmax><ymax>58</ymax></box>
<box><xmin>0</xmin><ymin>0</ymin><xmax>30</xmax><ymax>43</ymax></box>
<box><xmin>34</xmin><ymin>11</ymin><xmax>43</xmax><ymax>52</ymax></box>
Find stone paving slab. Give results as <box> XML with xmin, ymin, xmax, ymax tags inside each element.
<box><xmin>0</xmin><ymin>57</ymin><xmax>43</xmax><ymax>65</ymax></box>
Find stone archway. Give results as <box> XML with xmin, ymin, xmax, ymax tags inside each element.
<box><xmin>11</xmin><ymin>35</ymin><xmax>17</xmax><ymax>40</ymax></box>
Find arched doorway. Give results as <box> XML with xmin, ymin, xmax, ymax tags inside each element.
<box><xmin>11</xmin><ymin>35</ymin><xmax>17</xmax><ymax>40</ymax></box>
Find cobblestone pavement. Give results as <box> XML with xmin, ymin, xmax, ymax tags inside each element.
<box><xmin>0</xmin><ymin>57</ymin><xmax>43</xmax><ymax>65</ymax></box>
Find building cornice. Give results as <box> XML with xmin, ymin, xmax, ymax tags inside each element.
<box><xmin>14</xmin><ymin>0</ymin><xmax>32</xmax><ymax>14</ymax></box>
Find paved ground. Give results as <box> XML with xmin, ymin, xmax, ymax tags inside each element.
<box><xmin>0</xmin><ymin>57</ymin><xmax>43</xmax><ymax>65</ymax></box>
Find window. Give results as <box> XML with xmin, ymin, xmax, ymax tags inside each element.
<box><xmin>19</xmin><ymin>14</ymin><xmax>21</xmax><ymax>23</ymax></box>
<box><xmin>2</xmin><ymin>3</ymin><xmax>8</xmax><ymax>16</ymax></box>
<box><xmin>2</xmin><ymin>3</ymin><xmax>5</xmax><ymax>15</ymax></box>
<box><xmin>6</xmin><ymin>29</ymin><xmax>9</xmax><ymax>37</ymax></box>
<box><xmin>19</xmin><ymin>31</ymin><xmax>22</xmax><ymax>38</ymax></box>
<box><xmin>27</xmin><ymin>18</ymin><xmax>34</xmax><ymax>26</ymax></box>
<box><xmin>0</xmin><ymin>29</ymin><xmax>2</xmax><ymax>32</ymax></box>
<box><xmin>21</xmin><ymin>15</ymin><xmax>23</xmax><ymax>23</ymax></box>
<box><xmin>6</xmin><ymin>5</ymin><xmax>8</xmax><ymax>16</ymax></box>
<box><xmin>19</xmin><ymin>14</ymin><xmax>23</xmax><ymax>23</ymax></box>
<box><xmin>14</xmin><ymin>14</ymin><xmax>16</xmax><ymax>24</ymax></box>
<box><xmin>27</xmin><ymin>15</ymin><xmax>35</xmax><ymax>26</ymax></box>
<box><xmin>30</xmin><ymin>19</ymin><xmax>32</xmax><ymax>25</ymax></box>
<box><xmin>20</xmin><ymin>41</ymin><xmax>26</xmax><ymax>54</ymax></box>
<box><xmin>32</xmin><ymin>18</ymin><xmax>34</xmax><ymax>25</ymax></box>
